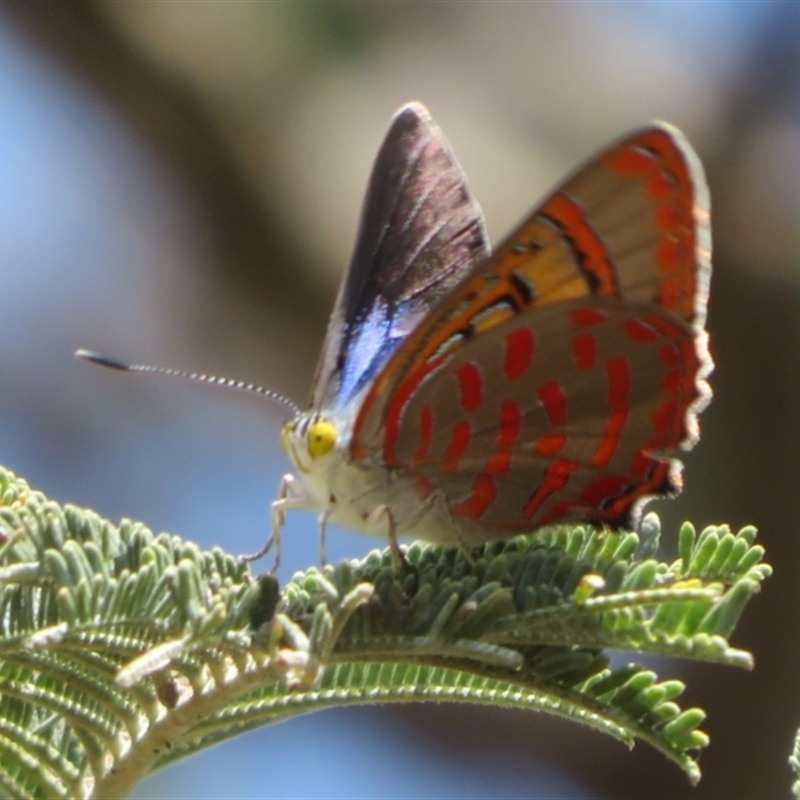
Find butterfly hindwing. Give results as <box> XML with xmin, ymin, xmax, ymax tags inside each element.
<box><xmin>351</xmin><ymin>123</ymin><xmax>712</xmax><ymax>534</ymax></box>
<box><xmin>386</xmin><ymin>297</ymin><xmax>703</xmax><ymax>534</ymax></box>
<box><xmin>311</xmin><ymin>103</ymin><xmax>489</xmax><ymax>412</ymax></box>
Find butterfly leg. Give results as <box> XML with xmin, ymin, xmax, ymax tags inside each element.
<box><xmin>367</xmin><ymin>504</ymin><xmax>405</xmax><ymax>572</ymax></box>
<box><xmin>416</xmin><ymin>489</ymin><xmax>475</xmax><ymax>566</ymax></box>
<box><xmin>317</xmin><ymin>509</ymin><xmax>332</xmax><ymax>567</ymax></box>
<box><xmin>242</xmin><ymin>473</ymin><xmax>311</xmax><ymax>573</ymax></box>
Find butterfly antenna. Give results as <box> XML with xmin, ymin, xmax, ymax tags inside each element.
<box><xmin>75</xmin><ymin>349</ymin><xmax>301</xmax><ymax>416</ymax></box>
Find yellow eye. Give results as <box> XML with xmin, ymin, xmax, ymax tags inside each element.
<box><xmin>308</xmin><ymin>420</ymin><xmax>336</xmax><ymax>458</ymax></box>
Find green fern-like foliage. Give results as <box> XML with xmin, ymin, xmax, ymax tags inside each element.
<box><xmin>0</xmin><ymin>466</ymin><xmax>768</xmax><ymax>798</ymax></box>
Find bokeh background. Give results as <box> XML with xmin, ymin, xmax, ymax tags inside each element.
<box><xmin>1</xmin><ymin>2</ymin><xmax>799</xmax><ymax>798</ymax></box>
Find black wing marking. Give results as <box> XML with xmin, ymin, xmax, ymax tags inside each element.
<box><xmin>310</xmin><ymin>103</ymin><xmax>489</xmax><ymax>411</ymax></box>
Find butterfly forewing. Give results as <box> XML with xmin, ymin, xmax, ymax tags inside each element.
<box><xmin>311</xmin><ymin>103</ymin><xmax>489</xmax><ymax>411</ymax></box>
<box><xmin>351</xmin><ymin>123</ymin><xmax>711</xmax><ymax>535</ymax></box>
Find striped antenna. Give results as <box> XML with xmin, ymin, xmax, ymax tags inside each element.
<box><xmin>75</xmin><ymin>349</ymin><xmax>301</xmax><ymax>416</ymax></box>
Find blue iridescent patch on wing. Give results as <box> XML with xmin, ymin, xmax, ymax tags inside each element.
<box><xmin>335</xmin><ymin>299</ymin><xmax>427</xmax><ymax>407</ymax></box>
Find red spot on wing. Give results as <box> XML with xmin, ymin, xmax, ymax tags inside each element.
<box><xmin>629</xmin><ymin>448</ymin><xmax>656</xmax><ymax>480</ymax></box>
<box><xmin>538</xmin><ymin>380</ymin><xmax>567</xmax><ymax>427</ymax></box>
<box><xmin>503</xmin><ymin>327</ymin><xmax>534</xmax><ymax>380</ymax></box>
<box><xmin>523</xmin><ymin>460</ymin><xmax>579</xmax><ymax>520</ymax></box>
<box><xmin>652</xmin><ymin>399</ymin><xmax>677</xmax><ymax>438</ymax></box>
<box><xmin>648</xmin><ymin>333</ymin><xmax>701</xmax><ymax>446</ymax></box>
<box><xmin>572</xmin><ymin>332</ymin><xmax>597</xmax><ymax>369</ymax></box>
<box><xmin>591</xmin><ymin>357</ymin><xmax>631</xmax><ymax>468</ymax></box>
<box><xmin>661</xmin><ymin>279</ymin><xmax>685</xmax><ymax>312</ymax></box>
<box><xmin>646</xmin><ymin>169</ymin><xmax>671</xmax><ymax>198</ymax></box>
<box><xmin>580</xmin><ymin>474</ymin><xmax>630</xmax><ymax>505</ymax></box>
<box><xmin>534</xmin><ymin>434</ymin><xmax>567</xmax><ymax>456</ymax></box>
<box><xmin>442</xmin><ymin>420</ymin><xmax>472</xmax><ymax>473</ymax></box>
<box><xmin>453</xmin><ymin>474</ymin><xmax>497</xmax><ymax>520</ymax></box>
<box><xmin>484</xmin><ymin>451</ymin><xmax>511</xmax><ymax>475</ymax></box>
<box><xmin>570</xmin><ymin>308</ymin><xmax>607</xmax><ymax>328</ymax></box>
<box><xmin>640</xmin><ymin>312</ymin><xmax>685</xmax><ymax>340</ymax></box>
<box><xmin>606</xmin><ymin>148</ymin><xmax>651</xmax><ymax>176</ymax></box>
<box><xmin>592</xmin><ymin>410</ymin><xmax>627</xmax><ymax>468</ymax></box>
<box><xmin>598</xmin><ymin>459</ymin><xmax>675</xmax><ymax>524</ymax></box>
<box><xmin>656</xmin><ymin>239</ymin><xmax>680</xmax><ymax>272</ymax></box>
<box><xmin>679</xmin><ymin>337</ymin><xmax>700</xmax><ymax>396</ymax></box>
<box><xmin>662</xmin><ymin>370</ymin><xmax>681</xmax><ymax>395</ymax></box>
<box><xmin>382</xmin><ymin>356</ymin><xmax>445</xmax><ymax>464</ymax></box>
<box><xmin>456</xmin><ymin>362</ymin><xmax>483</xmax><ymax>412</ymax></box>
<box><xmin>656</xmin><ymin>204</ymin><xmax>679</xmax><ymax>233</ymax></box>
<box><xmin>659</xmin><ymin>343</ymin><xmax>679</xmax><ymax>367</ymax></box>
<box><xmin>623</xmin><ymin>318</ymin><xmax>658</xmax><ymax>343</ymax></box>
<box><xmin>606</xmin><ymin>130</ymin><xmax>702</xmax><ymax>321</ymax></box>
<box><xmin>606</xmin><ymin>356</ymin><xmax>630</xmax><ymax>409</ymax></box>
<box><xmin>497</xmin><ymin>400</ymin><xmax>522</xmax><ymax>447</ymax></box>
<box><xmin>412</xmin><ymin>404</ymin><xmax>433</xmax><ymax>465</ymax></box>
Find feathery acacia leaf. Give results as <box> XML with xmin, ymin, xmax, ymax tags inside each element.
<box><xmin>0</xmin><ymin>466</ymin><xmax>768</xmax><ymax>797</ymax></box>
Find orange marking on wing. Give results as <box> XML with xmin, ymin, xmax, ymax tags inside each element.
<box><xmin>637</xmin><ymin>131</ymin><xmax>695</xmax><ymax>201</ymax></box>
<box><xmin>656</xmin><ymin>239</ymin><xmax>681</xmax><ymax>273</ymax></box>
<box><xmin>606</xmin><ymin>148</ymin><xmax>651</xmax><ymax>176</ymax></box>
<box><xmin>542</xmin><ymin>194</ymin><xmax>617</xmax><ymax>295</ymax></box>
<box><xmin>441</xmin><ymin>420</ymin><xmax>471</xmax><ymax>473</ymax></box>
<box><xmin>453</xmin><ymin>474</ymin><xmax>497</xmax><ymax>520</ymax></box>
<box><xmin>606</xmin><ymin>131</ymin><xmax>701</xmax><ymax>321</ymax></box>
<box><xmin>661</xmin><ymin>279</ymin><xmax>683</xmax><ymax>312</ymax></box>
<box><xmin>655</xmin><ymin>202</ymin><xmax>681</xmax><ymax>233</ymax></box>
<box><xmin>641</xmin><ymin>131</ymin><xmax>702</xmax><ymax>320</ymax></box>
<box><xmin>473</xmin><ymin>304</ymin><xmax>515</xmax><ymax>334</ymax></box>
<box><xmin>646</xmin><ymin>169</ymin><xmax>671</xmax><ymax>199</ymax></box>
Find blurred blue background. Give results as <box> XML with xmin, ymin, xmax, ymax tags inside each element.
<box><xmin>1</xmin><ymin>2</ymin><xmax>798</xmax><ymax>798</ymax></box>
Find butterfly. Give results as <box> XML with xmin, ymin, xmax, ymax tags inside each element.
<box><xmin>274</xmin><ymin>102</ymin><xmax>712</xmax><ymax>568</ymax></box>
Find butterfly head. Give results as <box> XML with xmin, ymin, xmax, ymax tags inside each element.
<box><xmin>280</xmin><ymin>411</ymin><xmax>339</xmax><ymax>475</ymax></box>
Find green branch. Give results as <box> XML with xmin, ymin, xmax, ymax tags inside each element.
<box><xmin>0</xmin><ymin>466</ymin><xmax>769</xmax><ymax>798</ymax></box>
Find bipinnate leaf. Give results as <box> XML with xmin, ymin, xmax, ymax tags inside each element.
<box><xmin>0</xmin><ymin>468</ymin><xmax>767</xmax><ymax>797</ymax></box>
